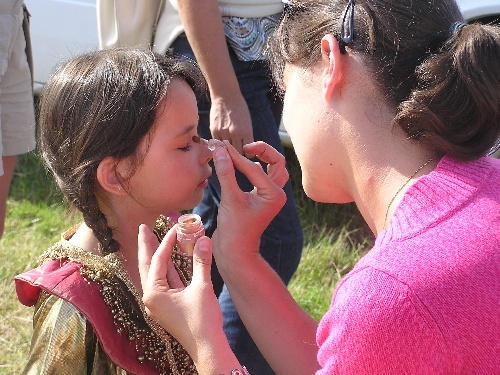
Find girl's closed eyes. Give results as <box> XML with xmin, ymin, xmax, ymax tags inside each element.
<box><xmin>179</xmin><ymin>143</ymin><xmax>192</xmax><ymax>152</ymax></box>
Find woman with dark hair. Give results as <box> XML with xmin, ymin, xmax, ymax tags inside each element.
<box><xmin>137</xmin><ymin>0</ymin><xmax>500</xmax><ymax>374</ymax></box>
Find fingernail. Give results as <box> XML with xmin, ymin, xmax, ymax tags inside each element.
<box><xmin>139</xmin><ymin>223</ymin><xmax>150</xmax><ymax>234</ymax></box>
<box><xmin>213</xmin><ymin>146</ymin><xmax>228</xmax><ymax>162</ymax></box>
<box><xmin>198</xmin><ymin>237</ymin><xmax>209</xmax><ymax>251</ymax></box>
<box><xmin>207</xmin><ymin>139</ymin><xmax>227</xmax><ymax>151</ymax></box>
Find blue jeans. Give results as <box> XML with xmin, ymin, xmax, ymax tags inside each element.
<box><xmin>171</xmin><ymin>35</ymin><xmax>304</xmax><ymax>375</ymax></box>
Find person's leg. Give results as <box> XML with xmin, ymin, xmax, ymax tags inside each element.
<box><xmin>199</xmin><ymin>55</ymin><xmax>304</xmax><ymax>374</ymax></box>
<box><xmin>0</xmin><ymin>154</ymin><xmax>16</xmax><ymax>238</ymax></box>
<box><xmin>0</xmin><ymin>8</ymin><xmax>36</xmax><ymax>239</ymax></box>
<box><xmin>227</xmin><ymin>56</ymin><xmax>303</xmax><ymax>283</ymax></box>
<box><xmin>217</xmin><ymin>56</ymin><xmax>303</xmax><ymax>375</ymax></box>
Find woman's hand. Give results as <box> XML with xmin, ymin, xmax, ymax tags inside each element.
<box><xmin>207</xmin><ymin>142</ymin><xmax>321</xmax><ymax>375</ymax></box>
<box><xmin>138</xmin><ymin>225</ymin><xmax>223</xmax><ymax>358</ymax></box>
<box><xmin>138</xmin><ymin>224</ymin><xmax>242</xmax><ymax>372</ymax></box>
<box><xmin>211</xmin><ymin>141</ymin><xmax>289</xmax><ymax>263</ymax></box>
<box><xmin>243</xmin><ymin>141</ymin><xmax>289</xmax><ymax>188</ymax></box>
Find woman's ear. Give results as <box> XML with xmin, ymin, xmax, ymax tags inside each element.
<box><xmin>321</xmin><ymin>34</ymin><xmax>344</xmax><ymax>101</ymax></box>
<box><xmin>96</xmin><ymin>156</ymin><xmax>127</xmax><ymax>196</ymax></box>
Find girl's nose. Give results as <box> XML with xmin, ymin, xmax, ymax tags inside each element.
<box><xmin>192</xmin><ymin>135</ymin><xmax>216</xmax><ymax>164</ymax></box>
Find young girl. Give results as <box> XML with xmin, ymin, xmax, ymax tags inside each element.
<box><xmin>15</xmin><ymin>48</ymin><xmax>212</xmax><ymax>374</ymax></box>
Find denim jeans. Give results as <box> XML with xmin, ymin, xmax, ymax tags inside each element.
<box><xmin>171</xmin><ymin>35</ymin><xmax>304</xmax><ymax>375</ymax></box>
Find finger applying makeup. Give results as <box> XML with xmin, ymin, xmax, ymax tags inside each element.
<box><xmin>192</xmin><ymin>135</ymin><xmax>228</xmax><ymax>151</ymax></box>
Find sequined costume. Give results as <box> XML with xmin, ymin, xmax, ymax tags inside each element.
<box><xmin>15</xmin><ymin>216</ymin><xmax>197</xmax><ymax>375</ymax></box>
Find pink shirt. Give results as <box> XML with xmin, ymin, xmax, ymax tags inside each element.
<box><xmin>316</xmin><ymin>156</ymin><xmax>500</xmax><ymax>374</ymax></box>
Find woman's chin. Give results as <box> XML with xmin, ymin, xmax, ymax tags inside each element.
<box><xmin>303</xmin><ymin>183</ymin><xmax>353</xmax><ymax>204</ymax></box>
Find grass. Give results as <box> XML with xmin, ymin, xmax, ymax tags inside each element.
<box><xmin>0</xmin><ymin>147</ymin><xmax>373</xmax><ymax>374</ymax></box>
<box><xmin>284</xmin><ymin>149</ymin><xmax>373</xmax><ymax>320</ymax></box>
<box><xmin>1</xmin><ymin>151</ymin><xmax>80</xmax><ymax>374</ymax></box>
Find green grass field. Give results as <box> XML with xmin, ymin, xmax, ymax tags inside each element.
<box><xmin>0</xmin><ymin>148</ymin><xmax>372</xmax><ymax>374</ymax></box>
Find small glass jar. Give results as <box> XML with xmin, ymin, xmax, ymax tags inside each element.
<box><xmin>176</xmin><ymin>213</ymin><xmax>205</xmax><ymax>256</ymax></box>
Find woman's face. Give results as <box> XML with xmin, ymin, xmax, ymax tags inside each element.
<box><xmin>120</xmin><ymin>78</ymin><xmax>213</xmax><ymax>215</ymax></box>
<box><xmin>281</xmin><ymin>64</ymin><xmax>351</xmax><ymax>203</ymax></box>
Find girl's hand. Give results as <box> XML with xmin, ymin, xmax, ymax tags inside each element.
<box><xmin>211</xmin><ymin>141</ymin><xmax>289</xmax><ymax>263</ymax></box>
<box><xmin>137</xmin><ymin>224</ymin><xmax>224</xmax><ymax>360</ymax></box>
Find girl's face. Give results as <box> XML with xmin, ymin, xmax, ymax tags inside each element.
<box><xmin>121</xmin><ymin>78</ymin><xmax>213</xmax><ymax>215</ymax></box>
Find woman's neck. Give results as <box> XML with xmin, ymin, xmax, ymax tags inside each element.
<box><xmin>349</xmin><ymin>129</ymin><xmax>437</xmax><ymax>237</ymax></box>
<box><xmin>329</xmin><ymin>61</ymin><xmax>438</xmax><ymax>236</ymax></box>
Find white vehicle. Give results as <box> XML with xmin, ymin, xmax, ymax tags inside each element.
<box><xmin>24</xmin><ymin>0</ymin><xmax>98</xmax><ymax>94</ymax></box>
<box><xmin>24</xmin><ymin>0</ymin><xmax>500</xmax><ymax>147</ymax></box>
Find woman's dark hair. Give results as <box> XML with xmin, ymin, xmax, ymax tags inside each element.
<box><xmin>269</xmin><ymin>0</ymin><xmax>500</xmax><ymax>160</ymax></box>
<box><xmin>38</xmin><ymin>48</ymin><xmax>205</xmax><ymax>254</ymax></box>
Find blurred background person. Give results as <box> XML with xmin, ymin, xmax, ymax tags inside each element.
<box><xmin>0</xmin><ymin>0</ymin><xmax>36</xmax><ymax>239</ymax></box>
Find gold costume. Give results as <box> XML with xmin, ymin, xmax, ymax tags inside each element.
<box><xmin>23</xmin><ymin>293</ymin><xmax>128</xmax><ymax>374</ymax></box>
<box><xmin>16</xmin><ymin>216</ymin><xmax>197</xmax><ymax>375</ymax></box>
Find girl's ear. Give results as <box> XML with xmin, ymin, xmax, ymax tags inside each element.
<box><xmin>320</xmin><ymin>34</ymin><xmax>344</xmax><ymax>101</ymax></box>
<box><xmin>96</xmin><ymin>156</ymin><xmax>127</xmax><ymax>196</ymax></box>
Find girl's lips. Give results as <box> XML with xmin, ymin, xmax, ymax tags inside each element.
<box><xmin>197</xmin><ymin>179</ymin><xmax>209</xmax><ymax>189</ymax></box>
<box><xmin>196</xmin><ymin>168</ymin><xmax>212</xmax><ymax>189</ymax></box>
<box><xmin>198</xmin><ymin>170</ymin><xmax>211</xmax><ymax>188</ymax></box>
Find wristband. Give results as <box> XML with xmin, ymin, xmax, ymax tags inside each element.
<box><xmin>230</xmin><ymin>366</ymin><xmax>250</xmax><ymax>375</ymax></box>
